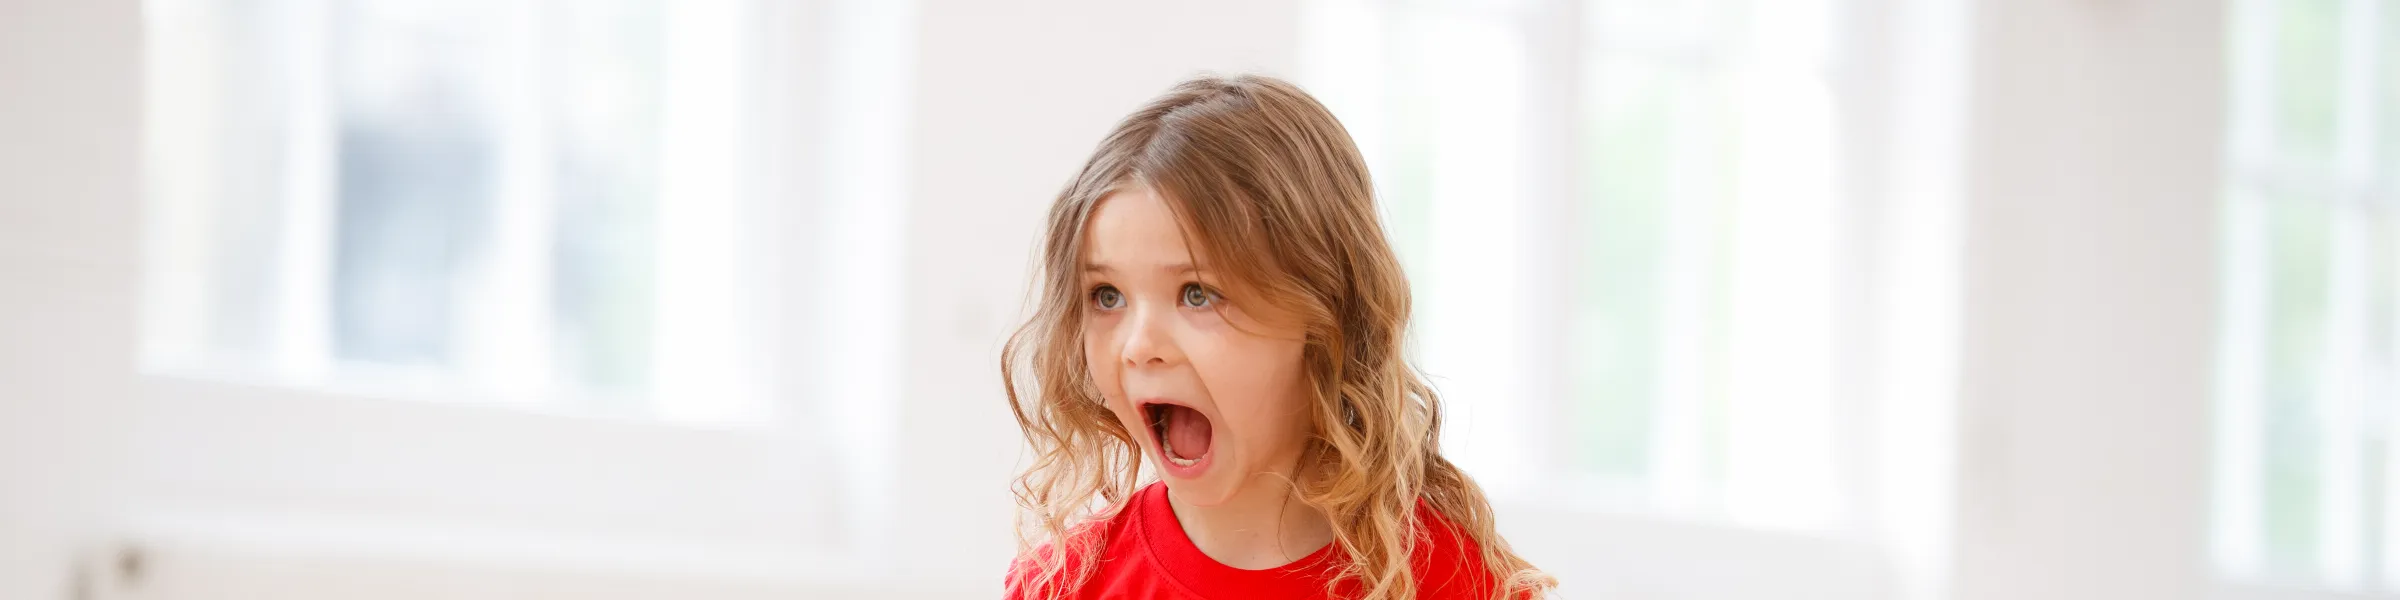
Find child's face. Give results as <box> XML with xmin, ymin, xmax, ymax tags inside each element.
<box><xmin>1080</xmin><ymin>184</ymin><xmax>1315</xmax><ymax>506</ymax></box>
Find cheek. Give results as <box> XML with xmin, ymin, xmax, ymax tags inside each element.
<box><xmin>1083</xmin><ymin>322</ymin><xmax>1146</xmax><ymax>434</ymax></box>
<box><xmin>1191</xmin><ymin>331</ymin><xmax>1313</xmax><ymax>447</ymax></box>
<box><xmin>1082</xmin><ymin>329</ymin><xmax>1111</xmax><ymax>388</ymax></box>
<box><xmin>1082</xmin><ymin>325</ymin><xmax>1122</xmax><ymax>400</ymax></box>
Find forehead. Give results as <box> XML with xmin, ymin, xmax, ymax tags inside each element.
<box><xmin>1082</xmin><ymin>184</ymin><xmax>1204</xmax><ymax>270</ymax></box>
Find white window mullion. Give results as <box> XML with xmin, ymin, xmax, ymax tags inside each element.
<box><xmin>458</xmin><ymin>0</ymin><xmax>558</xmax><ymax>406</ymax></box>
<box><xmin>1719</xmin><ymin>0</ymin><xmax>1841</xmax><ymax>531</ymax></box>
<box><xmin>2316</xmin><ymin>0</ymin><xmax>2386</xmax><ymax>587</ymax></box>
<box><xmin>270</xmin><ymin>0</ymin><xmax>335</xmax><ymax>381</ymax></box>
<box><xmin>1419</xmin><ymin>8</ymin><xmax>1533</xmax><ymax>491</ymax></box>
<box><xmin>2319</xmin><ymin>176</ymin><xmax>2370</xmax><ymax>588</ymax></box>
<box><xmin>1649</xmin><ymin>5</ymin><xmax>1753</xmax><ymax>518</ymax></box>
<box><xmin>2356</xmin><ymin>1</ymin><xmax>2400</xmax><ymax>591</ymax></box>
<box><xmin>2382</xmin><ymin>208</ymin><xmax>2400</xmax><ymax>592</ymax></box>
<box><xmin>2385</xmin><ymin>201</ymin><xmax>2400</xmax><ymax>593</ymax></box>
<box><xmin>653</xmin><ymin>0</ymin><xmax>763</xmax><ymax>424</ymax></box>
<box><xmin>1863</xmin><ymin>0</ymin><xmax>1970</xmax><ymax>595</ymax></box>
<box><xmin>804</xmin><ymin>0</ymin><xmax>912</xmax><ymax>556</ymax></box>
<box><xmin>2218</xmin><ymin>0</ymin><xmax>2279</xmax><ymax>581</ymax></box>
<box><xmin>2219</xmin><ymin>184</ymin><xmax>2271</xmax><ymax>579</ymax></box>
<box><xmin>1646</xmin><ymin>64</ymin><xmax>1721</xmax><ymax>513</ymax></box>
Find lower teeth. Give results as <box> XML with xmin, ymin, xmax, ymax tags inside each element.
<box><xmin>1162</xmin><ymin>439</ymin><xmax>1198</xmax><ymax>467</ymax></box>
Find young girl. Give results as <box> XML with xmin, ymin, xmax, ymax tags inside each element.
<box><xmin>999</xmin><ymin>74</ymin><xmax>1555</xmax><ymax>600</ymax></box>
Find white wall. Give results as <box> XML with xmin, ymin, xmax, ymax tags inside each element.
<box><xmin>881</xmin><ymin>0</ymin><xmax>1303</xmax><ymax>585</ymax></box>
<box><xmin>1950</xmin><ymin>0</ymin><xmax>2223</xmax><ymax>598</ymax></box>
<box><xmin>0</xmin><ymin>0</ymin><xmax>140</xmax><ymax>599</ymax></box>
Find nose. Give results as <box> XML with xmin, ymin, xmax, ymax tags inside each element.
<box><xmin>1118</xmin><ymin>301</ymin><xmax>1182</xmax><ymax>369</ymax></box>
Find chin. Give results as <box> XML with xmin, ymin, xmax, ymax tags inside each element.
<box><xmin>1155</xmin><ymin>454</ymin><xmax>1245</xmax><ymax>506</ymax></box>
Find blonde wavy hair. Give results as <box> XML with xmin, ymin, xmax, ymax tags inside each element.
<box><xmin>1000</xmin><ymin>74</ymin><xmax>1555</xmax><ymax>599</ymax></box>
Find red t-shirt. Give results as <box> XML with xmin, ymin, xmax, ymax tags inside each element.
<box><xmin>1004</xmin><ymin>482</ymin><xmax>1508</xmax><ymax>600</ymax></box>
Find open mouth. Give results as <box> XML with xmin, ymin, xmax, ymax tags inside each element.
<box><xmin>1141</xmin><ymin>400</ymin><xmax>1215</xmax><ymax>468</ymax></box>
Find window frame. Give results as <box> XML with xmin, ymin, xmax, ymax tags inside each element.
<box><xmin>2214</xmin><ymin>0</ymin><xmax>2399</xmax><ymax>595</ymax></box>
<box><xmin>1299</xmin><ymin>0</ymin><xmax>1967</xmax><ymax>596</ymax></box>
<box><xmin>121</xmin><ymin>0</ymin><xmax>917</xmax><ymax>588</ymax></box>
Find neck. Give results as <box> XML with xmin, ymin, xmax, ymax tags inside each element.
<box><xmin>1165</xmin><ymin>474</ymin><xmax>1337</xmax><ymax>570</ymax></box>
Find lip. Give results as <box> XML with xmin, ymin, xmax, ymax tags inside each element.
<box><xmin>1134</xmin><ymin>397</ymin><xmax>1216</xmax><ymax>479</ymax></box>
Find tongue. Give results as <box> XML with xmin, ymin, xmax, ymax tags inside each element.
<box><xmin>1163</xmin><ymin>405</ymin><xmax>1213</xmax><ymax>460</ymax></box>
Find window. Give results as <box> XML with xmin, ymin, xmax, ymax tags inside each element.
<box><xmin>120</xmin><ymin>0</ymin><xmax>906</xmax><ymax>585</ymax></box>
<box><xmin>143</xmin><ymin>0</ymin><xmax>773</xmax><ymax>423</ymax></box>
<box><xmin>2216</xmin><ymin>0</ymin><xmax>2400</xmax><ymax>593</ymax></box>
<box><xmin>1303</xmin><ymin>0</ymin><xmax>1853</xmax><ymax>532</ymax></box>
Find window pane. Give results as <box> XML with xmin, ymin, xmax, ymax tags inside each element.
<box><xmin>2386</xmin><ymin>2</ymin><xmax>2400</xmax><ymax>180</ymax></box>
<box><xmin>329</xmin><ymin>0</ymin><xmax>497</xmax><ymax>367</ymax></box>
<box><xmin>543</xmin><ymin>0</ymin><xmax>662</xmax><ymax>401</ymax></box>
<box><xmin>2274</xmin><ymin>0</ymin><xmax>2341</xmax><ymax>166</ymax></box>
<box><xmin>1573</xmin><ymin>0</ymin><xmax>1842</xmax><ymax>529</ymax></box>
<box><xmin>2258</xmin><ymin>190</ymin><xmax>2336</xmax><ymax>576</ymax></box>
<box><xmin>2220</xmin><ymin>0</ymin><xmax>2399</xmax><ymax>590</ymax></box>
<box><xmin>142</xmin><ymin>0</ymin><xmax>756</xmax><ymax>420</ymax></box>
<box><xmin>1302</xmin><ymin>0</ymin><xmax>1843</xmax><ymax>530</ymax></box>
<box><xmin>1573</xmin><ymin>54</ymin><xmax>1730</xmax><ymax>478</ymax></box>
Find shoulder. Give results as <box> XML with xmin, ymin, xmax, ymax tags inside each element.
<box><xmin>1002</xmin><ymin>524</ymin><xmax>1115</xmax><ymax>600</ymax></box>
<box><xmin>1002</xmin><ymin>491</ymin><xmax>1150</xmax><ymax>599</ymax></box>
<box><xmin>1408</xmin><ymin>501</ymin><xmax>1518</xmax><ymax>600</ymax></box>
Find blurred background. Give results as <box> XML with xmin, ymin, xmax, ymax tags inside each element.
<box><xmin>0</xmin><ymin>0</ymin><xmax>2391</xmax><ymax>598</ymax></box>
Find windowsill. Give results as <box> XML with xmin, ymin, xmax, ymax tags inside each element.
<box><xmin>110</xmin><ymin>509</ymin><xmax>980</xmax><ymax>599</ymax></box>
<box><xmin>2219</xmin><ymin>580</ymin><xmax>2398</xmax><ymax>600</ymax></box>
<box><xmin>1489</xmin><ymin>492</ymin><xmax>1890</xmax><ymax>598</ymax></box>
<box><xmin>133</xmin><ymin>360</ymin><xmax>776</xmax><ymax>431</ymax></box>
<box><xmin>117</xmin><ymin>373</ymin><xmax>838</xmax><ymax>570</ymax></box>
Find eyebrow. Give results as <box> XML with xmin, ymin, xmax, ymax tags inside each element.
<box><xmin>1082</xmin><ymin>262</ymin><xmax>1202</xmax><ymax>276</ymax></box>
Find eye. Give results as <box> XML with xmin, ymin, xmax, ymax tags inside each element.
<box><xmin>1180</xmin><ymin>283</ymin><xmax>1220</xmax><ymax>308</ymax></box>
<box><xmin>1091</xmin><ymin>285</ymin><xmax>1125</xmax><ymax>310</ymax></box>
